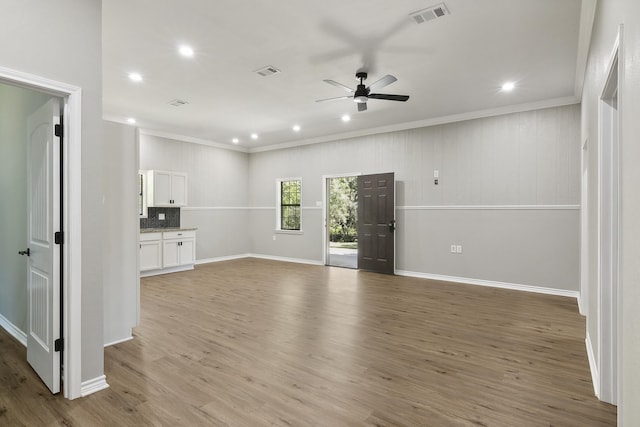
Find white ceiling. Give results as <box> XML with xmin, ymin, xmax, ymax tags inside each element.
<box><xmin>103</xmin><ymin>0</ymin><xmax>584</xmax><ymax>150</ymax></box>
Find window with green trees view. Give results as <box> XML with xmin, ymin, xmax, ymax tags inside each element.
<box><xmin>279</xmin><ymin>179</ymin><xmax>301</xmax><ymax>230</ymax></box>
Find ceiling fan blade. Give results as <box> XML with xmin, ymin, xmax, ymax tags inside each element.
<box><xmin>316</xmin><ymin>95</ymin><xmax>352</xmax><ymax>103</ymax></box>
<box><xmin>357</xmin><ymin>102</ymin><xmax>367</xmax><ymax>112</ymax></box>
<box><xmin>323</xmin><ymin>79</ymin><xmax>355</xmax><ymax>93</ymax></box>
<box><xmin>367</xmin><ymin>74</ymin><xmax>397</xmax><ymax>91</ymax></box>
<box><xmin>368</xmin><ymin>93</ymin><xmax>410</xmax><ymax>102</ymax></box>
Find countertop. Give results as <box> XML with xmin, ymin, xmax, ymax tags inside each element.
<box><xmin>140</xmin><ymin>227</ymin><xmax>198</xmax><ymax>233</ymax></box>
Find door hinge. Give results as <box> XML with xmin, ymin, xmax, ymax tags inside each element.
<box><xmin>54</xmin><ymin>124</ymin><xmax>63</xmax><ymax>138</ymax></box>
<box><xmin>54</xmin><ymin>231</ymin><xmax>64</xmax><ymax>245</ymax></box>
<box><xmin>54</xmin><ymin>338</ymin><xmax>64</xmax><ymax>352</ymax></box>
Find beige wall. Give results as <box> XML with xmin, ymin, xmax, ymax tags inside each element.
<box><xmin>249</xmin><ymin>104</ymin><xmax>581</xmax><ymax>292</ymax></box>
<box><xmin>0</xmin><ymin>0</ymin><xmax>104</xmax><ymax>384</ymax></box>
<box><xmin>102</xmin><ymin>121</ymin><xmax>139</xmax><ymax>345</ymax></box>
<box><xmin>581</xmin><ymin>0</ymin><xmax>640</xmax><ymax>423</ymax></box>
<box><xmin>139</xmin><ymin>134</ymin><xmax>252</xmax><ymax>260</ymax></box>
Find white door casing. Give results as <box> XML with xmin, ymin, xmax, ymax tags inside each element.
<box><xmin>26</xmin><ymin>98</ymin><xmax>61</xmax><ymax>394</ymax></box>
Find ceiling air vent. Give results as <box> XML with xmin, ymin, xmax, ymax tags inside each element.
<box><xmin>254</xmin><ymin>65</ymin><xmax>281</xmax><ymax>77</ymax></box>
<box><xmin>409</xmin><ymin>3</ymin><xmax>450</xmax><ymax>24</ymax></box>
<box><xmin>168</xmin><ymin>99</ymin><xmax>189</xmax><ymax>107</ymax></box>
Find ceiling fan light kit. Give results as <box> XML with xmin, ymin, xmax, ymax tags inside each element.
<box><xmin>317</xmin><ymin>71</ymin><xmax>409</xmax><ymax>112</ymax></box>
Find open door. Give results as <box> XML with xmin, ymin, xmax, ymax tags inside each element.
<box><xmin>357</xmin><ymin>172</ymin><xmax>395</xmax><ymax>274</ymax></box>
<box><xmin>25</xmin><ymin>98</ymin><xmax>62</xmax><ymax>394</ymax></box>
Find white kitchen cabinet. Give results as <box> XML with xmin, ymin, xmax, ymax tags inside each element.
<box><xmin>147</xmin><ymin>170</ymin><xmax>188</xmax><ymax>207</ymax></box>
<box><xmin>139</xmin><ymin>232</ymin><xmax>162</xmax><ymax>271</ymax></box>
<box><xmin>162</xmin><ymin>230</ymin><xmax>196</xmax><ymax>268</ymax></box>
<box><xmin>140</xmin><ymin>229</ymin><xmax>196</xmax><ymax>276</ymax></box>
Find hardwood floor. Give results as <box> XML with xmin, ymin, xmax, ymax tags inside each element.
<box><xmin>0</xmin><ymin>258</ymin><xmax>616</xmax><ymax>426</ymax></box>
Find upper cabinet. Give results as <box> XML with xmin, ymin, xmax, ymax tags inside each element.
<box><xmin>147</xmin><ymin>170</ymin><xmax>188</xmax><ymax>207</ymax></box>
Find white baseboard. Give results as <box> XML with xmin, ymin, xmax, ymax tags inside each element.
<box><xmin>395</xmin><ymin>270</ymin><xmax>580</xmax><ymax>300</ymax></box>
<box><xmin>195</xmin><ymin>253</ymin><xmax>252</xmax><ymax>265</ymax></box>
<box><xmin>104</xmin><ymin>334</ymin><xmax>134</xmax><ymax>348</ymax></box>
<box><xmin>195</xmin><ymin>252</ymin><xmax>323</xmax><ymax>266</ymax></box>
<box><xmin>140</xmin><ymin>264</ymin><xmax>194</xmax><ymax>277</ymax></box>
<box><xmin>248</xmin><ymin>253</ymin><xmax>323</xmax><ymax>266</ymax></box>
<box><xmin>0</xmin><ymin>313</ymin><xmax>27</xmax><ymax>347</ymax></box>
<box><xmin>586</xmin><ymin>330</ymin><xmax>600</xmax><ymax>399</ymax></box>
<box><xmin>80</xmin><ymin>375</ymin><xmax>109</xmax><ymax>397</ymax></box>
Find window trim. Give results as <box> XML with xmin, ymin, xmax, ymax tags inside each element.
<box><xmin>276</xmin><ymin>177</ymin><xmax>302</xmax><ymax>232</ymax></box>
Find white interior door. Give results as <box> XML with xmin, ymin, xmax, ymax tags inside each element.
<box><xmin>26</xmin><ymin>98</ymin><xmax>61</xmax><ymax>394</ymax></box>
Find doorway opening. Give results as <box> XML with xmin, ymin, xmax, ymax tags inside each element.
<box><xmin>325</xmin><ymin>175</ymin><xmax>358</xmax><ymax>268</ymax></box>
<box><xmin>0</xmin><ymin>66</ymin><xmax>83</xmax><ymax>399</ymax></box>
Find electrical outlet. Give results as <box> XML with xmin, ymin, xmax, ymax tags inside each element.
<box><xmin>450</xmin><ymin>245</ymin><xmax>456</xmax><ymax>253</ymax></box>
<box><xmin>158</xmin><ymin>213</ymin><xmax>165</xmax><ymax>220</ymax></box>
<box><xmin>456</xmin><ymin>245</ymin><xmax>463</xmax><ymax>253</ymax></box>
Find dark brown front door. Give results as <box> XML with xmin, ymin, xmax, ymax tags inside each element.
<box><xmin>357</xmin><ymin>172</ymin><xmax>395</xmax><ymax>274</ymax></box>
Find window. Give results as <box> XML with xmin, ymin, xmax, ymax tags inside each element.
<box><xmin>277</xmin><ymin>178</ymin><xmax>301</xmax><ymax>231</ymax></box>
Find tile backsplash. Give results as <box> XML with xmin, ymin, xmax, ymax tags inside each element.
<box><xmin>141</xmin><ymin>207</ymin><xmax>180</xmax><ymax>229</ymax></box>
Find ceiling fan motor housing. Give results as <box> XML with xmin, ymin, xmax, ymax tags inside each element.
<box><xmin>354</xmin><ymin>85</ymin><xmax>369</xmax><ymax>103</ymax></box>
<box><xmin>354</xmin><ymin>73</ymin><xmax>370</xmax><ymax>103</ymax></box>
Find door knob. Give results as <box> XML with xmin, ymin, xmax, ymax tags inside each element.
<box><xmin>18</xmin><ymin>248</ymin><xmax>30</xmax><ymax>256</ymax></box>
<box><xmin>388</xmin><ymin>219</ymin><xmax>396</xmax><ymax>232</ymax></box>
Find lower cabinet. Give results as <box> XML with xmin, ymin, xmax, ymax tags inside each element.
<box><xmin>162</xmin><ymin>230</ymin><xmax>196</xmax><ymax>268</ymax></box>
<box><xmin>140</xmin><ymin>229</ymin><xmax>196</xmax><ymax>276</ymax></box>
<box><xmin>140</xmin><ymin>233</ymin><xmax>162</xmax><ymax>271</ymax></box>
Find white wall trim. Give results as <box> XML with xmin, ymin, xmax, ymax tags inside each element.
<box><xmin>104</xmin><ymin>334</ymin><xmax>134</xmax><ymax>348</ymax></box>
<box><xmin>574</xmin><ymin>0</ymin><xmax>598</xmax><ymax>99</ymax></box>
<box><xmin>586</xmin><ymin>330</ymin><xmax>600</xmax><ymax>399</ymax></box>
<box><xmin>80</xmin><ymin>375</ymin><xmax>109</xmax><ymax>397</ymax></box>
<box><xmin>195</xmin><ymin>254</ymin><xmax>251</xmax><ymax>265</ymax></box>
<box><xmin>182</xmin><ymin>206</ymin><xmax>255</xmax><ymax>211</ymax></box>
<box><xmin>250</xmin><ymin>96</ymin><xmax>579</xmax><ymax>153</ymax></box>
<box><xmin>181</xmin><ymin>206</ymin><xmax>322</xmax><ymax>211</ymax></box>
<box><xmin>248</xmin><ymin>253</ymin><xmax>323</xmax><ymax>266</ymax></box>
<box><xmin>395</xmin><ymin>270</ymin><xmax>580</xmax><ymax>299</ymax></box>
<box><xmin>397</xmin><ymin>205</ymin><xmax>580</xmax><ymax>211</ymax></box>
<box><xmin>0</xmin><ymin>66</ymin><xmax>83</xmax><ymax>400</ymax></box>
<box><xmin>0</xmin><ymin>313</ymin><xmax>27</xmax><ymax>347</ymax></box>
<box><xmin>137</xmin><ymin>127</ymin><xmax>249</xmax><ymax>153</ymax></box>
<box><xmin>140</xmin><ymin>264</ymin><xmax>194</xmax><ymax>278</ymax></box>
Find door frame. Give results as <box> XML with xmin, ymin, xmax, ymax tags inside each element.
<box><xmin>0</xmin><ymin>66</ymin><xmax>83</xmax><ymax>399</ymax></box>
<box><xmin>322</xmin><ymin>172</ymin><xmax>361</xmax><ymax>266</ymax></box>
<box><xmin>596</xmin><ymin>26</ymin><xmax>622</xmax><ymax>405</ymax></box>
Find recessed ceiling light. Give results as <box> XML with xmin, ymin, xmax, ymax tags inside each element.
<box><xmin>292</xmin><ymin>124</ymin><xmax>301</xmax><ymax>132</ymax></box>
<box><xmin>501</xmin><ymin>81</ymin><xmax>515</xmax><ymax>91</ymax></box>
<box><xmin>251</xmin><ymin>133</ymin><xmax>258</xmax><ymax>140</ymax></box>
<box><xmin>128</xmin><ymin>72</ymin><xmax>143</xmax><ymax>82</ymax></box>
<box><xmin>341</xmin><ymin>114</ymin><xmax>351</xmax><ymax>122</ymax></box>
<box><xmin>127</xmin><ymin>118</ymin><xmax>136</xmax><ymax>124</ymax></box>
<box><xmin>232</xmin><ymin>138</ymin><xmax>239</xmax><ymax>144</ymax></box>
<box><xmin>179</xmin><ymin>45</ymin><xmax>194</xmax><ymax>58</ymax></box>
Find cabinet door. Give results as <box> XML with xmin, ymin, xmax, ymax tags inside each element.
<box><xmin>153</xmin><ymin>171</ymin><xmax>172</xmax><ymax>206</ymax></box>
<box><xmin>140</xmin><ymin>241</ymin><xmax>162</xmax><ymax>271</ymax></box>
<box><xmin>170</xmin><ymin>173</ymin><xmax>188</xmax><ymax>206</ymax></box>
<box><xmin>178</xmin><ymin>239</ymin><xmax>195</xmax><ymax>265</ymax></box>
<box><xmin>162</xmin><ymin>240</ymin><xmax>180</xmax><ymax>268</ymax></box>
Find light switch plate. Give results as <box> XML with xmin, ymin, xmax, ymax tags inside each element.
<box><xmin>456</xmin><ymin>245</ymin><xmax>462</xmax><ymax>253</ymax></box>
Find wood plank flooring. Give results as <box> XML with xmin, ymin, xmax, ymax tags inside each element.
<box><xmin>0</xmin><ymin>258</ymin><xmax>616</xmax><ymax>426</ymax></box>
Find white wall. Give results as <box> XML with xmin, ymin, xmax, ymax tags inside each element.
<box><xmin>139</xmin><ymin>134</ymin><xmax>251</xmax><ymax>261</ymax></box>
<box><xmin>102</xmin><ymin>121</ymin><xmax>138</xmax><ymax>345</ymax></box>
<box><xmin>581</xmin><ymin>0</ymin><xmax>640</xmax><ymax>423</ymax></box>
<box><xmin>249</xmin><ymin>104</ymin><xmax>581</xmax><ymax>292</ymax></box>
<box><xmin>0</xmin><ymin>0</ymin><xmax>104</xmax><ymax>384</ymax></box>
<box><xmin>0</xmin><ymin>83</ymin><xmax>51</xmax><ymax>335</ymax></box>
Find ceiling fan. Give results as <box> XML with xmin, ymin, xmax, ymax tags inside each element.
<box><xmin>316</xmin><ymin>72</ymin><xmax>409</xmax><ymax>112</ymax></box>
